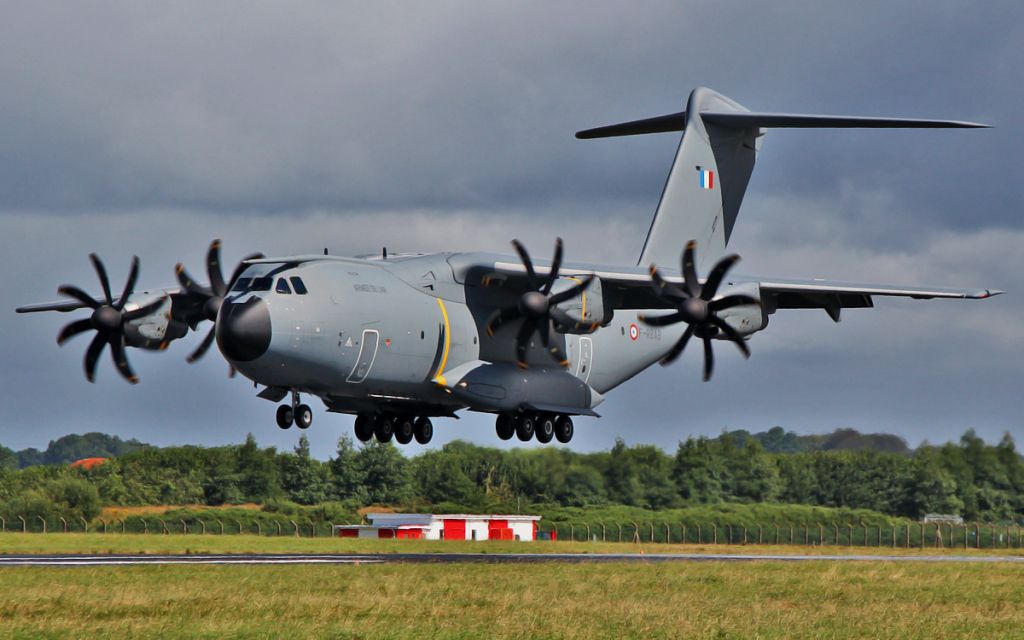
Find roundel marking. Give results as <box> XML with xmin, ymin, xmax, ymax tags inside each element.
<box><xmin>629</xmin><ymin>323</ymin><xmax>639</xmax><ymax>341</ymax></box>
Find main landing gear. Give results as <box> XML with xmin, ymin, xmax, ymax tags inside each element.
<box><xmin>353</xmin><ymin>413</ymin><xmax>433</xmax><ymax>445</ymax></box>
<box><xmin>276</xmin><ymin>391</ymin><xmax>313</xmax><ymax>430</ymax></box>
<box><xmin>495</xmin><ymin>412</ymin><xmax>574</xmax><ymax>444</ymax></box>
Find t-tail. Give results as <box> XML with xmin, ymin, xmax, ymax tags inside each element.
<box><xmin>576</xmin><ymin>87</ymin><xmax>988</xmax><ymax>271</ymax></box>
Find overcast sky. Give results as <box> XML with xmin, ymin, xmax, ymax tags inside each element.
<box><xmin>2</xmin><ymin>1</ymin><xmax>1021</xmax><ymax>459</ymax></box>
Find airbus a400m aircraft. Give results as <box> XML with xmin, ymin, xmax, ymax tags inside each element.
<box><xmin>17</xmin><ymin>88</ymin><xmax>1001</xmax><ymax>446</ymax></box>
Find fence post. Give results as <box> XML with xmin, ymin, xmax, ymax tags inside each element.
<box><xmin>255</xmin><ymin>522</ymin><xmax>261</xmax><ymax>536</ymax></box>
<box><xmin>199</xmin><ymin>520</ymin><xmax>206</xmax><ymax>535</ymax></box>
<box><xmin>569</xmin><ymin>523</ymin><xmax>575</xmax><ymax>541</ymax></box>
<box><xmin>162</xmin><ymin>520</ymin><xmax>169</xmax><ymax>535</ymax></box>
<box><xmin>235</xmin><ymin>520</ymin><xmax>243</xmax><ymax>535</ymax></box>
<box><xmin>712</xmin><ymin>523</ymin><xmax>718</xmax><ymax>545</ymax></box>
<box><xmin>81</xmin><ymin>517</ymin><xmax>88</xmax><ymax>533</ymax></box>
<box><xmin>585</xmin><ymin>523</ymin><xmax>592</xmax><ymax>542</ymax></box>
<box><xmin>992</xmin><ymin>524</ymin><xmax>997</xmax><ymax>549</ymax></box>
<box><xmin>141</xmin><ymin>518</ymin><xmax>148</xmax><ymax>534</ymax></box>
<box><xmin>818</xmin><ymin>524</ymin><xmax>823</xmax><ymax>546</ymax></box>
<box><xmin>276</xmin><ymin>521</ymin><xmax>283</xmax><ymax>536</ymax></box>
<box><xmin>696</xmin><ymin>524</ymin><xmax>702</xmax><ymax>545</ymax></box>
<box><xmin>647</xmin><ymin>522</ymin><xmax>654</xmax><ymax>543</ymax></box>
<box><xmin>630</xmin><ymin>521</ymin><xmax>640</xmax><ymax>543</ymax></box>
<box><xmin>681</xmin><ymin>523</ymin><xmax>687</xmax><ymax>544</ymax></box>
<box><xmin>181</xmin><ymin>519</ymin><xmax>188</xmax><ymax>535</ymax></box>
<box><xmin>120</xmin><ymin>519</ymin><xmax>125</xmax><ymax>534</ymax></box>
<box><xmin>757</xmin><ymin>524</ymin><xmax>763</xmax><ymax>545</ymax></box>
<box><xmin>101</xmin><ymin>518</ymin><xmax>107</xmax><ymax>534</ymax></box>
<box><xmin>601</xmin><ymin>522</ymin><xmax>607</xmax><ymax>542</ymax></box>
<box><xmin>773</xmin><ymin>523</ymin><xmax>779</xmax><ymax>545</ymax></box>
<box><xmin>310</xmin><ymin>522</ymin><xmax>316</xmax><ymax>538</ymax></box>
<box><xmin>847</xmin><ymin>524</ymin><xmax>853</xmax><ymax>547</ymax></box>
<box><xmin>0</xmin><ymin>516</ymin><xmax>4</xmax><ymax>532</ymax></box>
<box><xmin>18</xmin><ymin>515</ymin><xmax>26</xmax><ymax>532</ymax></box>
<box><xmin>60</xmin><ymin>517</ymin><xmax>68</xmax><ymax>533</ymax></box>
<box><xmin>215</xmin><ymin>519</ymin><xmax>223</xmax><ymax>535</ymax></box>
<box><xmin>615</xmin><ymin>523</ymin><xmax>621</xmax><ymax>542</ymax></box>
<box><xmin>833</xmin><ymin>524</ymin><xmax>839</xmax><ymax>547</ymax></box>
<box><xmin>291</xmin><ymin>520</ymin><xmax>299</xmax><ymax>537</ymax></box>
<box><xmin>726</xmin><ymin>525</ymin><xmax>732</xmax><ymax>545</ymax></box>
<box><xmin>741</xmin><ymin>525</ymin><xmax>747</xmax><ymax>545</ymax></box>
<box><xmin>804</xmin><ymin>524</ymin><xmax>809</xmax><ymax>546</ymax></box>
<box><xmin>37</xmin><ymin>516</ymin><xmax>46</xmax><ymax>533</ymax></box>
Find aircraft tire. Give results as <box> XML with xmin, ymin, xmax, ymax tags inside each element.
<box><xmin>276</xmin><ymin>405</ymin><xmax>293</xmax><ymax>429</ymax></box>
<box><xmin>535</xmin><ymin>414</ymin><xmax>555</xmax><ymax>443</ymax></box>
<box><xmin>414</xmin><ymin>417</ymin><xmax>433</xmax><ymax>444</ymax></box>
<box><xmin>514</xmin><ymin>413</ymin><xmax>535</xmax><ymax>442</ymax></box>
<box><xmin>354</xmin><ymin>414</ymin><xmax>375</xmax><ymax>442</ymax></box>
<box><xmin>294</xmin><ymin>404</ymin><xmax>313</xmax><ymax>429</ymax></box>
<box><xmin>495</xmin><ymin>414</ymin><xmax>515</xmax><ymax>440</ymax></box>
<box><xmin>554</xmin><ymin>415</ymin><xmax>574</xmax><ymax>443</ymax></box>
<box><xmin>395</xmin><ymin>415</ymin><xmax>415</xmax><ymax>444</ymax></box>
<box><xmin>375</xmin><ymin>415</ymin><xmax>395</xmax><ymax>443</ymax></box>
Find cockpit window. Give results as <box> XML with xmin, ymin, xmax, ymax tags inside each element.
<box><xmin>275</xmin><ymin>278</ymin><xmax>292</xmax><ymax>294</ymax></box>
<box><xmin>232</xmin><ymin>277</ymin><xmax>252</xmax><ymax>292</ymax></box>
<box><xmin>250</xmin><ymin>277</ymin><xmax>273</xmax><ymax>292</ymax></box>
<box><xmin>290</xmin><ymin>277</ymin><xmax>308</xmax><ymax>295</ymax></box>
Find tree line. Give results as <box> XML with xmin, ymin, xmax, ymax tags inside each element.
<box><xmin>0</xmin><ymin>427</ymin><xmax>1021</xmax><ymax>524</ymax></box>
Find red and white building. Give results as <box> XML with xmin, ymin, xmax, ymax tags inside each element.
<box><xmin>333</xmin><ymin>513</ymin><xmax>542</xmax><ymax>541</ymax></box>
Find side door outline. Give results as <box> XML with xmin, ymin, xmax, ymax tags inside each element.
<box><xmin>576</xmin><ymin>336</ymin><xmax>593</xmax><ymax>383</ymax></box>
<box><xmin>346</xmin><ymin>329</ymin><xmax>380</xmax><ymax>383</ymax></box>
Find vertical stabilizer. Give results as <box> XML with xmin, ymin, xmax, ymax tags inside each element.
<box><xmin>637</xmin><ymin>87</ymin><xmax>761</xmax><ymax>271</ymax></box>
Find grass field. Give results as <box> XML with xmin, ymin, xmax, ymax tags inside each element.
<box><xmin>1</xmin><ymin>559</ymin><xmax>1023</xmax><ymax>638</ymax></box>
<box><xmin>2</xmin><ymin>532</ymin><xmax>1024</xmax><ymax>557</ymax></box>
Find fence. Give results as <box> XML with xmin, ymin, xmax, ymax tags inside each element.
<box><xmin>1</xmin><ymin>516</ymin><xmax>1020</xmax><ymax>549</ymax></box>
<box><xmin>542</xmin><ymin>521</ymin><xmax>1024</xmax><ymax>549</ymax></box>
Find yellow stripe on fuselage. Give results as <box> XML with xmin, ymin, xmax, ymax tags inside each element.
<box><xmin>434</xmin><ymin>297</ymin><xmax>451</xmax><ymax>386</ymax></box>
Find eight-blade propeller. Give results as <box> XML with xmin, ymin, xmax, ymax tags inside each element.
<box><xmin>175</xmin><ymin>239</ymin><xmax>263</xmax><ymax>366</ymax></box>
<box><xmin>485</xmin><ymin>238</ymin><xmax>594</xmax><ymax>369</ymax></box>
<box><xmin>56</xmin><ymin>254</ymin><xmax>164</xmax><ymax>384</ymax></box>
<box><xmin>640</xmin><ymin>240</ymin><xmax>759</xmax><ymax>381</ymax></box>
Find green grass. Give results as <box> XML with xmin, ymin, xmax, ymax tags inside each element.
<box><xmin>1</xmin><ymin>560</ymin><xmax>1023</xmax><ymax>638</ymax></box>
<box><xmin>0</xmin><ymin>532</ymin><xmax>1021</xmax><ymax>557</ymax></box>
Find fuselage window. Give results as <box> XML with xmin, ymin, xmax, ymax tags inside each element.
<box><xmin>232</xmin><ymin>277</ymin><xmax>253</xmax><ymax>292</ymax></box>
<box><xmin>250</xmin><ymin>277</ymin><xmax>273</xmax><ymax>292</ymax></box>
<box><xmin>290</xmin><ymin>277</ymin><xmax>308</xmax><ymax>295</ymax></box>
<box><xmin>275</xmin><ymin>278</ymin><xmax>292</xmax><ymax>294</ymax></box>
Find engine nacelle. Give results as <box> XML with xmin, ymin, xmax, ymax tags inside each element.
<box><xmin>551</xmin><ymin>275</ymin><xmax>610</xmax><ymax>331</ymax></box>
<box><xmin>121</xmin><ymin>291</ymin><xmax>189</xmax><ymax>349</ymax></box>
<box><xmin>714</xmin><ymin>282</ymin><xmax>767</xmax><ymax>337</ymax></box>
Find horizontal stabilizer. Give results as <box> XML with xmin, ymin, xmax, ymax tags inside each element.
<box><xmin>576</xmin><ymin>111</ymin><xmax>988</xmax><ymax>138</ymax></box>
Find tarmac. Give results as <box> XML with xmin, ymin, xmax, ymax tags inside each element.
<box><xmin>1</xmin><ymin>552</ymin><xmax>1023</xmax><ymax>566</ymax></box>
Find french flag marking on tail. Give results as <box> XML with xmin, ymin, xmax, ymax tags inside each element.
<box><xmin>698</xmin><ymin>167</ymin><xmax>714</xmax><ymax>190</ymax></box>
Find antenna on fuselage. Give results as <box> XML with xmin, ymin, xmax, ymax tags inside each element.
<box><xmin>382</xmin><ymin>247</ymin><xmax>388</xmax><ymax>260</ymax></box>
<box><xmin>323</xmin><ymin>248</ymin><xmax>328</xmax><ymax>255</ymax></box>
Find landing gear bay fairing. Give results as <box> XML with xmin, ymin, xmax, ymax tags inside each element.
<box><xmin>17</xmin><ymin>88</ymin><xmax>1001</xmax><ymax>445</ymax></box>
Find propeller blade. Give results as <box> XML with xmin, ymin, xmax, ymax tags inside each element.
<box><xmin>57</xmin><ymin>285</ymin><xmax>101</xmax><ymax>309</ymax></box>
<box><xmin>89</xmin><ymin>254</ymin><xmax>113</xmax><ymax>304</ymax></box>
<box><xmin>485</xmin><ymin>307</ymin><xmax>522</xmax><ymax>337</ymax></box>
<box><xmin>541</xmin><ymin>237</ymin><xmax>564</xmax><ymax>295</ymax></box>
<box><xmin>84</xmin><ymin>333</ymin><xmax>106</xmax><ymax>382</ymax></box>
<box><xmin>709</xmin><ymin>294</ymin><xmax>759</xmax><ymax>312</ymax></box>
<box><xmin>511</xmin><ymin>239</ymin><xmax>538</xmax><ymax>288</ymax></box>
<box><xmin>108</xmin><ymin>333</ymin><xmax>139</xmax><ymax>384</ymax></box>
<box><xmin>187</xmin><ymin>327</ymin><xmax>216</xmax><ymax>363</ymax></box>
<box><xmin>122</xmin><ymin>296</ymin><xmax>166</xmax><ymax>321</ymax></box>
<box><xmin>115</xmin><ymin>256</ymin><xmax>140</xmax><ymax>310</ymax></box>
<box><xmin>514</xmin><ymin>318</ymin><xmax>535</xmax><ymax>369</ymax></box>
<box><xmin>709</xmin><ymin>315</ymin><xmax>751</xmax><ymax>358</ymax></box>
<box><xmin>228</xmin><ymin>365</ymin><xmax>237</xmax><ymax>378</ymax></box>
<box><xmin>681</xmin><ymin>241</ymin><xmax>699</xmax><ymax>297</ymax></box>
<box><xmin>649</xmin><ymin>265</ymin><xmax>688</xmax><ymax>302</ymax></box>
<box><xmin>638</xmin><ymin>311</ymin><xmax>686</xmax><ymax>327</ymax></box>
<box><xmin>226</xmin><ymin>252</ymin><xmax>265</xmax><ymax>292</ymax></box>
<box><xmin>702</xmin><ymin>334</ymin><xmax>715</xmax><ymax>381</ymax></box>
<box><xmin>548</xmin><ymin>275</ymin><xmax>593</xmax><ymax>305</ymax></box>
<box><xmin>701</xmin><ymin>254</ymin><xmax>740</xmax><ymax>301</ymax></box>
<box><xmin>57</xmin><ymin>318</ymin><xmax>93</xmax><ymax>345</ymax></box>
<box><xmin>207</xmin><ymin>239</ymin><xmax>226</xmax><ymax>296</ymax></box>
<box><xmin>538</xmin><ymin>321</ymin><xmax>569</xmax><ymax>367</ymax></box>
<box><xmin>549</xmin><ymin>307</ymin><xmax>598</xmax><ymax>334</ymax></box>
<box><xmin>660</xmin><ymin>324</ymin><xmax>694</xmax><ymax>366</ymax></box>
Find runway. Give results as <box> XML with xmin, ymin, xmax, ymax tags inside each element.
<box><xmin>1</xmin><ymin>552</ymin><xmax>1023</xmax><ymax>566</ymax></box>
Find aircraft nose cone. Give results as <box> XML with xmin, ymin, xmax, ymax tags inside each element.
<box><xmin>216</xmin><ymin>297</ymin><xmax>271</xmax><ymax>362</ymax></box>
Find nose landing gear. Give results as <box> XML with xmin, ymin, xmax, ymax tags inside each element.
<box><xmin>276</xmin><ymin>390</ymin><xmax>312</xmax><ymax>430</ymax></box>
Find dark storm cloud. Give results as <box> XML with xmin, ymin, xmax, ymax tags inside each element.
<box><xmin>1</xmin><ymin>1</ymin><xmax>1021</xmax><ymax>458</ymax></box>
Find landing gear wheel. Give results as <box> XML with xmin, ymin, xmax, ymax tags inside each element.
<box><xmin>276</xmin><ymin>404</ymin><xmax>294</xmax><ymax>429</ymax></box>
<box><xmin>495</xmin><ymin>414</ymin><xmax>515</xmax><ymax>441</ymax></box>
<box><xmin>535</xmin><ymin>414</ymin><xmax>555</xmax><ymax>444</ymax></box>
<box><xmin>554</xmin><ymin>415</ymin><xmax>574</xmax><ymax>443</ymax></box>
<box><xmin>375</xmin><ymin>415</ymin><xmax>396</xmax><ymax>443</ymax></box>
<box><xmin>294</xmin><ymin>404</ymin><xmax>313</xmax><ymax>429</ymax></box>
<box><xmin>354</xmin><ymin>414</ymin><xmax>375</xmax><ymax>442</ymax></box>
<box><xmin>414</xmin><ymin>417</ymin><xmax>433</xmax><ymax>444</ymax></box>
<box><xmin>395</xmin><ymin>415</ymin><xmax>415</xmax><ymax>444</ymax></box>
<box><xmin>514</xmin><ymin>413</ymin><xmax>535</xmax><ymax>442</ymax></box>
